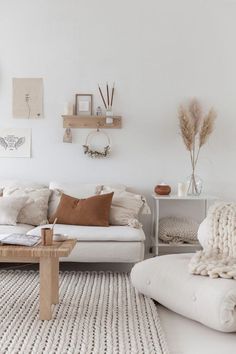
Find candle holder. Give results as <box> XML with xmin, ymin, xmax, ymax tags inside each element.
<box><xmin>41</xmin><ymin>228</ymin><xmax>53</xmax><ymax>246</ymax></box>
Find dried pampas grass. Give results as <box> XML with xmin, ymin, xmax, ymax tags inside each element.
<box><xmin>199</xmin><ymin>108</ymin><xmax>216</xmax><ymax>147</ymax></box>
<box><xmin>179</xmin><ymin>106</ymin><xmax>195</xmax><ymax>151</ymax></box>
<box><xmin>178</xmin><ymin>99</ymin><xmax>216</xmax><ymax>178</ymax></box>
<box><xmin>189</xmin><ymin>98</ymin><xmax>202</xmax><ymax>134</ymax></box>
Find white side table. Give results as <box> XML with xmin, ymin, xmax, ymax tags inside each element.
<box><xmin>152</xmin><ymin>194</ymin><xmax>218</xmax><ymax>255</ymax></box>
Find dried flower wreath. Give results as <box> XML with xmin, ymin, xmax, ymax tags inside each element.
<box><xmin>83</xmin><ymin>128</ymin><xmax>111</xmax><ymax>158</ymax></box>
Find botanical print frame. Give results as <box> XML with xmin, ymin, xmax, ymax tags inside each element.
<box><xmin>75</xmin><ymin>94</ymin><xmax>93</xmax><ymax>116</ymax></box>
<box><xmin>13</xmin><ymin>78</ymin><xmax>43</xmax><ymax>119</ymax></box>
<box><xmin>0</xmin><ymin>128</ymin><xmax>31</xmax><ymax>158</ymax></box>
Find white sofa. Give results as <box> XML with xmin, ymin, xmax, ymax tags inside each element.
<box><xmin>0</xmin><ymin>180</ymin><xmax>146</xmax><ymax>263</ymax></box>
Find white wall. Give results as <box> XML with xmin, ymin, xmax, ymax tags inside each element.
<box><xmin>0</xmin><ymin>0</ymin><xmax>235</xmax><ymax>202</ymax></box>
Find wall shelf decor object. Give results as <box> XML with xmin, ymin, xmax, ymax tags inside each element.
<box><xmin>75</xmin><ymin>94</ymin><xmax>93</xmax><ymax>116</ymax></box>
<box><xmin>62</xmin><ymin>115</ymin><xmax>122</xmax><ymax>129</ymax></box>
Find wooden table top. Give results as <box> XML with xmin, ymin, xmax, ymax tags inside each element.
<box><xmin>0</xmin><ymin>239</ymin><xmax>76</xmax><ymax>258</ymax></box>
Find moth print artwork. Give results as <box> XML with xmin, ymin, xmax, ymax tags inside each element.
<box><xmin>12</xmin><ymin>78</ymin><xmax>43</xmax><ymax>119</ymax></box>
<box><xmin>0</xmin><ymin>129</ymin><xmax>31</xmax><ymax>158</ymax></box>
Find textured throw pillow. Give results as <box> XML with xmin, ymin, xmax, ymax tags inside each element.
<box><xmin>101</xmin><ymin>188</ymin><xmax>150</xmax><ymax>228</ymax></box>
<box><xmin>0</xmin><ymin>196</ymin><xmax>28</xmax><ymax>225</ymax></box>
<box><xmin>3</xmin><ymin>187</ymin><xmax>51</xmax><ymax>226</ymax></box>
<box><xmin>49</xmin><ymin>192</ymin><xmax>113</xmax><ymax>226</ymax></box>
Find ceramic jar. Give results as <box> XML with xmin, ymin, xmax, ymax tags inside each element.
<box><xmin>154</xmin><ymin>184</ymin><xmax>171</xmax><ymax>195</ymax></box>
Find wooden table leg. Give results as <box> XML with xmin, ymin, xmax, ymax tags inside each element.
<box><xmin>39</xmin><ymin>257</ymin><xmax>53</xmax><ymax>320</ymax></box>
<box><xmin>51</xmin><ymin>257</ymin><xmax>59</xmax><ymax>304</ymax></box>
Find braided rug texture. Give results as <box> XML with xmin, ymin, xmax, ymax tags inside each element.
<box><xmin>0</xmin><ymin>270</ymin><xmax>168</xmax><ymax>354</ymax></box>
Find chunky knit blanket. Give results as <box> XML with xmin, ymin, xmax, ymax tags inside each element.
<box><xmin>189</xmin><ymin>203</ymin><xmax>236</xmax><ymax>279</ymax></box>
<box><xmin>159</xmin><ymin>216</ymin><xmax>199</xmax><ymax>244</ymax></box>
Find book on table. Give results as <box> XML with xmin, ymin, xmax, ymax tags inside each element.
<box><xmin>0</xmin><ymin>234</ymin><xmax>40</xmax><ymax>247</ymax></box>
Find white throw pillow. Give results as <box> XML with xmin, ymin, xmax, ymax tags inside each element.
<box><xmin>0</xmin><ymin>196</ymin><xmax>28</xmax><ymax>225</ymax></box>
<box><xmin>101</xmin><ymin>188</ymin><xmax>150</xmax><ymax>228</ymax></box>
<box><xmin>3</xmin><ymin>187</ymin><xmax>51</xmax><ymax>226</ymax></box>
<box><xmin>48</xmin><ymin>182</ymin><xmax>103</xmax><ymax>218</ymax></box>
<box><xmin>197</xmin><ymin>217</ymin><xmax>211</xmax><ymax>249</ymax></box>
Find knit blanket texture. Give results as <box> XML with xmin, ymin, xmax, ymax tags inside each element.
<box><xmin>189</xmin><ymin>202</ymin><xmax>236</xmax><ymax>279</ymax></box>
<box><xmin>159</xmin><ymin>216</ymin><xmax>199</xmax><ymax>244</ymax></box>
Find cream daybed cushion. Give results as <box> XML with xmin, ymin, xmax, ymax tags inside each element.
<box><xmin>131</xmin><ymin>254</ymin><xmax>236</xmax><ymax>332</ymax></box>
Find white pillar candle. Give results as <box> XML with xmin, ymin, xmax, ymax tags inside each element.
<box><xmin>178</xmin><ymin>182</ymin><xmax>188</xmax><ymax>197</ymax></box>
<box><xmin>64</xmin><ymin>102</ymin><xmax>74</xmax><ymax>115</ymax></box>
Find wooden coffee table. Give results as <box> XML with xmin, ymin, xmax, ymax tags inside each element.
<box><xmin>0</xmin><ymin>239</ymin><xmax>76</xmax><ymax>320</ymax></box>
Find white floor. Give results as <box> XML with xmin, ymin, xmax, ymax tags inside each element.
<box><xmin>158</xmin><ymin>305</ymin><xmax>236</xmax><ymax>354</ymax></box>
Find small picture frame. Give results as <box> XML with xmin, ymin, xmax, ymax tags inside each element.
<box><xmin>75</xmin><ymin>94</ymin><xmax>93</xmax><ymax>116</ymax></box>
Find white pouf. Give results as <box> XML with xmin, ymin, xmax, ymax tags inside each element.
<box><xmin>131</xmin><ymin>254</ymin><xmax>236</xmax><ymax>332</ymax></box>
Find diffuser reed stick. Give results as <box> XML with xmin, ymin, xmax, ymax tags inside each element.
<box><xmin>111</xmin><ymin>82</ymin><xmax>115</xmax><ymax>107</ymax></box>
<box><xmin>98</xmin><ymin>83</ymin><xmax>115</xmax><ymax>109</ymax></box>
<box><xmin>106</xmin><ymin>82</ymin><xmax>110</xmax><ymax>107</ymax></box>
<box><xmin>98</xmin><ymin>85</ymin><xmax>107</xmax><ymax>109</ymax></box>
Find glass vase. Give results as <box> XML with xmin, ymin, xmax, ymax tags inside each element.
<box><xmin>186</xmin><ymin>173</ymin><xmax>203</xmax><ymax>196</ymax></box>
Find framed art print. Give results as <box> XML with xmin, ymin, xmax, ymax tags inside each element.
<box><xmin>75</xmin><ymin>94</ymin><xmax>93</xmax><ymax>116</ymax></box>
<box><xmin>13</xmin><ymin>78</ymin><xmax>43</xmax><ymax>119</ymax></box>
<box><xmin>0</xmin><ymin>128</ymin><xmax>31</xmax><ymax>158</ymax></box>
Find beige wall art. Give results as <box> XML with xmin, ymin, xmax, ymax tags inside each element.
<box><xmin>0</xmin><ymin>128</ymin><xmax>31</xmax><ymax>158</ymax></box>
<box><xmin>12</xmin><ymin>78</ymin><xmax>43</xmax><ymax>118</ymax></box>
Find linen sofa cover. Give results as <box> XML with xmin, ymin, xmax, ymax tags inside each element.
<box><xmin>60</xmin><ymin>241</ymin><xmax>144</xmax><ymax>263</ymax></box>
<box><xmin>131</xmin><ymin>253</ymin><xmax>236</xmax><ymax>332</ymax></box>
<box><xmin>27</xmin><ymin>224</ymin><xmax>145</xmax><ymax>242</ymax></box>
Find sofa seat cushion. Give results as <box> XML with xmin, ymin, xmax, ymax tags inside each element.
<box><xmin>131</xmin><ymin>254</ymin><xmax>236</xmax><ymax>332</ymax></box>
<box><xmin>27</xmin><ymin>224</ymin><xmax>145</xmax><ymax>242</ymax></box>
<box><xmin>0</xmin><ymin>224</ymin><xmax>34</xmax><ymax>239</ymax></box>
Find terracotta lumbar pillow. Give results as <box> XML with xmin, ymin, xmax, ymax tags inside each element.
<box><xmin>49</xmin><ymin>192</ymin><xmax>113</xmax><ymax>227</ymax></box>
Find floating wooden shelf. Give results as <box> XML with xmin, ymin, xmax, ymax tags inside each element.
<box><xmin>62</xmin><ymin>115</ymin><xmax>122</xmax><ymax>129</ymax></box>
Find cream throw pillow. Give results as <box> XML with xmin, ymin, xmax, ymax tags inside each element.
<box><xmin>101</xmin><ymin>188</ymin><xmax>150</xmax><ymax>228</ymax></box>
<box><xmin>3</xmin><ymin>187</ymin><xmax>51</xmax><ymax>226</ymax></box>
<box><xmin>0</xmin><ymin>196</ymin><xmax>28</xmax><ymax>225</ymax></box>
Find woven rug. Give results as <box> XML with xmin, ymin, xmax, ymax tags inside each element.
<box><xmin>0</xmin><ymin>270</ymin><xmax>168</xmax><ymax>354</ymax></box>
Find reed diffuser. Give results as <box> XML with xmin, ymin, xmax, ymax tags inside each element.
<box><xmin>98</xmin><ymin>82</ymin><xmax>115</xmax><ymax>124</ymax></box>
<box><xmin>178</xmin><ymin>99</ymin><xmax>216</xmax><ymax>196</ymax></box>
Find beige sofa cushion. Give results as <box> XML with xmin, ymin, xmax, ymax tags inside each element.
<box><xmin>101</xmin><ymin>188</ymin><xmax>150</xmax><ymax>228</ymax></box>
<box><xmin>3</xmin><ymin>187</ymin><xmax>51</xmax><ymax>226</ymax></box>
<box><xmin>0</xmin><ymin>196</ymin><xmax>28</xmax><ymax>225</ymax></box>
